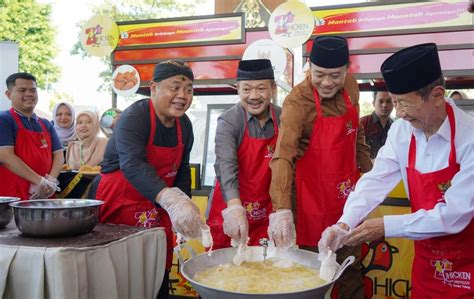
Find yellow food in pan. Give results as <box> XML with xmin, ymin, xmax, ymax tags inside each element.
<box><xmin>194</xmin><ymin>258</ymin><xmax>324</xmax><ymax>293</ymax></box>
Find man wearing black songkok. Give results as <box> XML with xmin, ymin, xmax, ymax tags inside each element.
<box><xmin>268</xmin><ymin>36</ymin><xmax>371</xmax><ymax>298</ymax></box>
<box><xmin>324</xmin><ymin>43</ymin><xmax>474</xmax><ymax>298</ymax></box>
<box><xmin>91</xmin><ymin>59</ymin><xmax>206</xmax><ymax>298</ymax></box>
<box><xmin>206</xmin><ymin>59</ymin><xmax>282</xmax><ymax>250</ymax></box>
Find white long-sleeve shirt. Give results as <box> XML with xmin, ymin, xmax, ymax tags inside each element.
<box><xmin>339</xmin><ymin>100</ymin><xmax>474</xmax><ymax>240</ymax></box>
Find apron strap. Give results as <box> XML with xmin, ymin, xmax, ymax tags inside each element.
<box><xmin>270</xmin><ymin>105</ymin><xmax>279</xmax><ymax>135</ymax></box>
<box><xmin>312</xmin><ymin>88</ymin><xmax>323</xmax><ymax>118</ymax></box>
<box><xmin>446</xmin><ymin>103</ymin><xmax>457</xmax><ymax>166</ymax></box>
<box><xmin>147</xmin><ymin>99</ymin><xmax>183</xmax><ymax>146</ymax></box>
<box><xmin>312</xmin><ymin>88</ymin><xmax>353</xmax><ymax>119</ymax></box>
<box><xmin>10</xmin><ymin>108</ymin><xmax>25</xmax><ymax>129</ymax></box>
<box><xmin>408</xmin><ymin>134</ymin><xmax>417</xmax><ymax>169</ymax></box>
<box><xmin>148</xmin><ymin>100</ymin><xmax>157</xmax><ymax>146</ymax></box>
<box><xmin>341</xmin><ymin>89</ymin><xmax>354</xmax><ymax>109</ymax></box>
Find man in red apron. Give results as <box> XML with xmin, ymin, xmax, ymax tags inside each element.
<box><xmin>326</xmin><ymin>43</ymin><xmax>474</xmax><ymax>298</ymax></box>
<box><xmin>207</xmin><ymin>59</ymin><xmax>281</xmax><ymax>249</ymax></box>
<box><xmin>0</xmin><ymin>72</ymin><xmax>63</xmax><ymax>200</ymax></box>
<box><xmin>269</xmin><ymin>36</ymin><xmax>372</xmax><ymax>298</ymax></box>
<box><xmin>92</xmin><ymin>60</ymin><xmax>206</xmax><ymax>298</ymax></box>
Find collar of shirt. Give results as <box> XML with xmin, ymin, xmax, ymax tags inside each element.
<box><xmin>13</xmin><ymin>109</ymin><xmax>38</xmax><ymax>121</ymax></box>
<box><xmin>412</xmin><ymin>114</ymin><xmax>450</xmax><ymax>143</ymax></box>
<box><xmin>371</xmin><ymin>111</ymin><xmax>393</xmax><ymax>126</ymax></box>
<box><xmin>435</xmin><ymin>114</ymin><xmax>451</xmax><ymax>142</ymax></box>
<box><xmin>246</xmin><ymin>106</ymin><xmax>273</xmax><ymax>125</ymax></box>
<box><xmin>371</xmin><ymin>111</ymin><xmax>381</xmax><ymax>124</ymax></box>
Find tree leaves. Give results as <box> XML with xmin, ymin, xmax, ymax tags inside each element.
<box><xmin>0</xmin><ymin>0</ymin><xmax>60</xmax><ymax>89</ymax></box>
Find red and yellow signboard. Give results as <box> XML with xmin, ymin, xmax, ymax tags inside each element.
<box><xmin>117</xmin><ymin>14</ymin><xmax>244</xmax><ymax>49</ymax></box>
<box><xmin>312</xmin><ymin>0</ymin><xmax>472</xmax><ymax>36</ymax></box>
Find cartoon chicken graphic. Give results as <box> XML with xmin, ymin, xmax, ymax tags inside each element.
<box><xmin>361</xmin><ymin>239</ymin><xmax>399</xmax><ymax>299</ymax></box>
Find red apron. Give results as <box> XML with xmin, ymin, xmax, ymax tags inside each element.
<box><xmin>207</xmin><ymin>106</ymin><xmax>278</xmax><ymax>249</ymax></box>
<box><xmin>408</xmin><ymin>103</ymin><xmax>474</xmax><ymax>298</ymax></box>
<box><xmin>0</xmin><ymin>109</ymin><xmax>52</xmax><ymax>200</ymax></box>
<box><xmin>96</xmin><ymin>100</ymin><xmax>184</xmax><ymax>269</ymax></box>
<box><xmin>295</xmin><ymin>89</ymin><xmax>360</xmax><ymax>246</ymax></box>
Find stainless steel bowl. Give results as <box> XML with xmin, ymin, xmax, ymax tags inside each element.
<box><xmin>9</xmin><ymin>199</ymin><xmax>104</xmax><ymax>237</ymax></box>
<box><xmin>0</xmin><ymin>197</ymin><xmax>20</xmax><ymax>228</ymax></box>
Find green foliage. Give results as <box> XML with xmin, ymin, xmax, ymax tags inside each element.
<box><xmin>48</xmin><ymin>91</ymin><xmax>75</xmax><ymax>112</ymax></box>
<box><xmin>0</xmin><ymin>0</ymin><xmax>60</xmax><ymax>89</ymax></box>
<box><xmin>71</xmin><ymin>0</ymin><xmax>208</xmax><ymax>93</ymax></box>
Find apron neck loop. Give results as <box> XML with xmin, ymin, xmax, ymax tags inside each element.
<box><xmin>408</xmin><ymin>101</ymin><xmax>457</xmax><ymax>168</ymax></box>
<box><xmin>147</xmin><ymin>99</ymin><xmax>182</xmax><ymax>146</ymax></box>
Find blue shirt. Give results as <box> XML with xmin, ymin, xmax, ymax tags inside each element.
<box><xmin>0</xmin><ymin>109</ymin><xmax>63</xmax><ymax>152</ymax></box>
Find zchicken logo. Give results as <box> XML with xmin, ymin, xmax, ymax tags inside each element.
<box><xmin>431</xmin><ymin>258</ymin><xmax>471</xmax><ymax>290</ymax></box>
<box><xmin>274</xmin><ymin>11</ymin><xmax>295</xmax><ymax>36</ymax></box>
<box><xmin>337</xmin><ymin>178</ymin><xmax>354</xmax><ymax>199</ymax></box>
<box><xmin>85</xmin><ymin>24</ymin><xmax>103</xmax><ymax>46</ymax></box>
<box><xmin>135</xmin><ymin>209</ymin><xmax>159</xmax><ymax>227</ymax></box>
<box><xmin>244</xmin><ymin>201</ymin><xmax>266</xmax><ymax>221</ymax></box>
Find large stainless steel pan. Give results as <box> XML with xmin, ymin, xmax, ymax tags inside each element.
<box><xmin>180</xmin><ymin>246</ymin><xmax>354</xmax><ymax>299</ymax></box>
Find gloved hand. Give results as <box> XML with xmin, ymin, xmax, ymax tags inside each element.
<box><xmin>45</xmin><ymin>174</ymin><xmax>60</xmax><ymax>186</ymax></box>
<box><xmin>158</xmin><ymin>187</ymin><xmax>205</xmax><ymax>240</ymax></box>
<box><xmin>267</xmin><ymin>209</ymin><xmax>296</xmax><ymax>249</ymax></box>
<box><xmin>29</xmin><ymin>176</ymin><xmax>61</xmax><ymax>199</ymax></box>
<box><xmin>318</xmin><ymin>224</ymin><xmax>350</xmax><ymax>258</ymax></box>
<box><xmin>222</xmin><ymin>204</ymin><xmax>248</xmax><ymax>244</ymax></box>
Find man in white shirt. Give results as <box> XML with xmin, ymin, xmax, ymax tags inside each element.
<box><xmin>319</xmin><ymin>43</ymin><xmax>474</xmax><ymax>298</ymax></box>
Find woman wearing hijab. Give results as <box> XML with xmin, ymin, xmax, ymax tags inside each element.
<box><xmin>52</xmin><ymin>102</ymin><xmax>76</xmax><ymax>148</ymax></box>
<box><xmin>66</xmin><ymin>110</ymin><xmax>107</xmax><ymax>170</ymax></box>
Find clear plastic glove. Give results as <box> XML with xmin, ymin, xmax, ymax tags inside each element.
<box><xmin>45</xmin><ymin>174</ymin><xmax>60</xmax><ymax>186</ymax></box>
<box><xmin>319</xmin><ymin>249</ymin><xmax>339</xmax><ymax>282</ymax></box>
<box><xmin>318</xmin><ymin>224</ymin><xmax>350</xmax><ymax>259</ymax></box>
<box><xmin>232</xmin><ymin>238</ymin><xmax>251</xmax><ymax>266</ymax></box>
<box><xmin>267</xmin><ymin>209</ymin><xmax>296</xmax><ymax>249</ymax></box>
<box><xmin>29</xmin><ymin>176</ymin><xmax>60</xmax><ymax>199</ymax></box>
<box><xmin>159</xmin><ymin>187</ymin><xmax>205</xmax><ymax>240</ymax></box>
<box><xmin>222</xmin><ymin>204</ymin><xmax>248</xmax><ymax>244</ymax></box>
